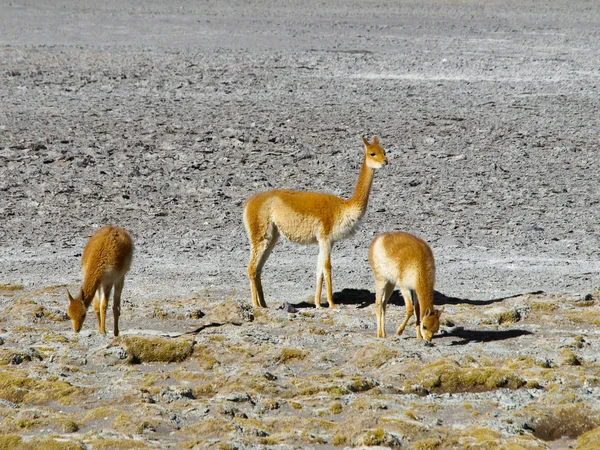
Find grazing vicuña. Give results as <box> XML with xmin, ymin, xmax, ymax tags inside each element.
<box><xmin>369</xmin><ymin>231</ymin><xmax>443</xmax><ymax>341</ymax></box>
<box><xmin>67</xmin><ymin>226</ymin><xmax>133</xmax><ymax>336</ymax></box>
<box><xmin>244</xmin><ymin>136</ymin><xmax>388</xmax><ymax>308</ymax></box>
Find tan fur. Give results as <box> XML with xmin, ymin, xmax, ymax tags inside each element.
<box><xmin>244</xmin><ymin>136</ymin><xmax>388</xmax><ymax>308</ymax></box>
<box><xmin>369</xmin><ymin>231</ymin><xmax>443</xmax><ymax>341</ymax></box>
<box><xmin>67</xmin><ymin>226</ymin><xmax>133</xmax><ymax>336</ymax></box>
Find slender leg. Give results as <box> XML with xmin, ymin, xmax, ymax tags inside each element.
<box><xmin>248</xmin><ymin>227</ymin><xmax>278</xmax><ymax>308</ymax></box>
<box><xmin>113</xmin><ymin>277</ymin><xmax>124</xmax><ymax>337</ymax></box>
<box><xmin>375</xmin><ymin>279</ymin><xmax>394</xmax><ymax>338</ymax></box>
<box><xmin>93</xmin><ymin>293</ymin><xmax>101</xmax><ymax>331</ymax></box>
<box><xmin>412</xmin><ymin>290</ymin><xmax>423</xmax><ymax>340</ymax></box>
<box><xmin>396</xmin><ymin>286</ymin><xmax>414</xmax><ymax>336</ymax></box>
<box><xmin>316</xmin><ymin>240</ymin><xmax>335</xmax><ymax>308</ymax></box>
<box><xmin>99</xmin><ymin>284</ymin><xmax>112</xmax><ymax>335</ymax></box>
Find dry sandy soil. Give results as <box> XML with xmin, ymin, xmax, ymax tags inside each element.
<box><xmin>1</xmin><ymin>1</ymin><xmax>599</xmax><ymax>449</ymax></box>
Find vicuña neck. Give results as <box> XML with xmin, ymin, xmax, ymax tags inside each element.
<box><xmin>349</xmin><ymin>155</ymin><xmax>375</xmax><ymax>214</ymax></box>
<box><xmin>81</xmin><ymin>277</ymin><xmax>100</xmax><ymax>309</ymax></box>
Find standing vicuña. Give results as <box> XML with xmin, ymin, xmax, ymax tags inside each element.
<box><xmin>369</xmin><ymin>231</ymin><xmax>443</xmax><ymax>341</ymax></box>
<box><xmin>67</xmin><ymin>226</ymin><xmax>133</xmax><ymax>336</ymax></box>
<box><xmin>244</xmin><ymin>136</ymin><xmax>388</xmax><ymax>308</ymax></box>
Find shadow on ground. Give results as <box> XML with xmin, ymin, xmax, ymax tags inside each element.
<box><xmin>318</xmin><ymin>288</ymin><xmax>546</xmax><ymax>308</ymax></box>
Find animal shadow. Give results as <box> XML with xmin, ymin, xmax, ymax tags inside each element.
<box><xmin>439</xmin><ymin>326</ymin><xmax>533</xmax><ymax>346</ymax></box>
<box><xmin>329</xmin><ymin>288</ymin><xmax>544</xmax><ymax>308</ymax></box>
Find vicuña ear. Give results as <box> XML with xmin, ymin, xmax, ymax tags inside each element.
<box><xmin>361</xmin><ymin>135</ymin><xmax>370</xmax><ymax>146</ymax></box>
<box><xmin>79</xmin><ymin>288</ymin><xmax>85</xmax><ymax>305</ymax></box>
<box><xmin>67</xmin><ymin>289</ymin><xmax>74</xmax><ymax>302</ymax></box>
<box><xmin>437</xmin><ymin>306</ymin><xmax>445</xmax><ymax>316</ymax></box>
<box><xmin>373</xmin><ymin>136</ymin><xmax>379</xmax><ymax>145</ymax></box>
<box><xmin>424</xmin><ymin>307</ymin><xmax>432</xmax><ymax>317</ymax></box>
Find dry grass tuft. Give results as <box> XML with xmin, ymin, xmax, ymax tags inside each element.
<box><xmin>0</xmin><ymin>369</ymin><xmax>81</xmax><ymax>405</ymax></box>
<box><xmin>122</xmin><ymin>336</ymin><xmax>194</xmax><ymax>363</ymax></box>
<box><xmin>420</xmin><ymin>359</ymin><xmax>526</xmax><ymax>393</ymax></box>
<box><xmin>0</xmin><ymin>284</ymin><xmax>24</xmax><ymax>291</ymax></box>
<box><xmin>278</xmin><ymin>347</ymin><xmax>307</xmax><ymax>363</ymax></box>
<box><xmin>578</xmin><ymin>426</ymin><xmax>600</xmax><ymax>450</ymax></box>
<box><xmin>528</xmin><ymin>404</ymin><xmax>599</xmax><ymax>441</ymax></box>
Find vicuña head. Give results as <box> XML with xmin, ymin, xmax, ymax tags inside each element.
<box><xmin>369</xmin><ymin>231</ymin><xmax>443</xmax><ymax>342</ymax></box>
<box><xmin>67</xmin><ymin>226</ymin><xmax>133</xmax><ymax>336</ymax></box>
<box><xmin>243</xmin><ymin>135</ymin><xmax>388</xmax><ymax>309</ymax></box>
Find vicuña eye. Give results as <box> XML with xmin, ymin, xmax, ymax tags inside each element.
<box><xmin>369</xmin><ymin>152</ymin><xmax>376</xmax><ymax>157</ymax></box>
<box><xmin>422</xmin><ymin>325</ymin><xmax>428</xmax><ymax>330</ymax></box>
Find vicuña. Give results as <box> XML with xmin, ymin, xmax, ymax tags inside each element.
<box><xmin>244</xmin><ymin>135</ymin><xmax>388</xmax><ymax>308</ymax></box>
<box><xmin>67</xmin><ymin>226</ymin><xmax>133</xmax><ymax>336</ymax></box>
<box><xmin>369</xmin><ymin>231</ymin><xmax>443</xmax><ymax>341</ymax></box>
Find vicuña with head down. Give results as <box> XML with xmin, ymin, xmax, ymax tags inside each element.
<box><xmin>369</xmin><ymin>231</ymin><xmax>443</xmax><ymax>341</ymax></box>
<box><xmin>67</xmin><ymin>226</ymin><xmax>133</xmax><ymax>336</ymax></box>
<box><xmin>243</xmin><ymin>136</ymin><xmax>388</xmax><ymax>308</ymax></box>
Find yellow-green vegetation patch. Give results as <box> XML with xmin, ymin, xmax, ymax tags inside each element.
<box><xmin>181</xmin><ymin>417</ymin><xmax>235</xmax><ymax>439</ymax></box>
<box><xmin>0</xmin><ymin>369</ymin><xmax>82</xmax><ymax>405</ymax></box>
<box><xmin>578</xmin><ymin>426</ymin><xmax>600</xmax><ymax>450</ymax></box>
<box><xmin>122</xmin><ymin>336</ymin><xmax>194</xmax><ymax>363</ymax></box>
<box><xmin>351</xmin><ymin>341</ymin><xmax>399</xmax><ymax>369</ymax></box>
<box><xmin>559</xmin><ymin>348</ymin><xmax>582</xmax><ymax>366</ymax></box>
<box><xmin>419</xmin><ymin>358</ymin><xmax>526</xmax><ymax>393</ymax></box>
<box><xmin>527</xmin><ymin>404</ymin><xmax>599</xmax><ymax>441</ymax></box>
<box><xmin>278</xmin><ymin>347</ymin><xmax>307</xmax><ymax>363</ymax></box>
<box><xmin>84</xmin><ymin>438</ymin><xmax>149</xmax><ymax>449</ymax></box>
<box><xmin>190</xmin><ymin>344</ymin><xmax>219</xmax><ymax>369</ymax></box>
<box><xmin>0</xmin><ymin>435</ymin><xmax>84</xmax><ymax>450</ymax></box>
<box><xmin>494</xmin><ymin>308</ymin><xmax>522</xmax><ymax>325</ymax></box>
<box><xmin>0</xmin><ymin>284</ymin><xmax>24</xmax><ymax>291</ymax></box>
<box><xmin>530</xmin><ymin>301</ymin><xmax>558</xmax><ymax>312</ymax></box>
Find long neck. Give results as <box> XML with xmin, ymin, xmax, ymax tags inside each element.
<box><xmin>349</xmin><ymin>155</ymin><xmax>375</xmax><ymax>214</ymax></box>
<box><xmin>81</xmin><ymin>273</ymin><xmax>101</xmax><ymax>309</ymax></box>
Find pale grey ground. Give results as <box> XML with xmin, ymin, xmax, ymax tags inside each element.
<box><xmin>1</xmin><ymin>0</ymin><xmax>599</xmax><ymax>307</ymax></box>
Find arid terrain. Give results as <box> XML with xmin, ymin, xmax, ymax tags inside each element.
<box><xmin>1</xmin><ymin>1</ymin><xmax>599</xmax><ymax>449</ymax></box>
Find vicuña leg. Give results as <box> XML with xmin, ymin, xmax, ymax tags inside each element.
<box><xmin>375</xmin><ymin>278</ymin><xmax>395</xmax><ymax>338</ymax></box>
<box><xmin>315</xmin><ymin>239</ymin><xmax>335</xmax><ymax>308</ymax></box>
<box><xmin>98</xmin><ymin>284</ymin><xmax>112</xmax><ymax>335</ymax></box>
<box><xmin>113</xmin><ymin>277</ymin><xmax>125</xmax><ymax>337</ymax></box>
<box><xmin>248</xmin><ymin>227</ymin><xmax>279</xmax><ymax>308</ymax></box>
<box><xmin>93</xmin><ymin>293</ymin><xmax>101</xmax><ymax>332</ymax></box>
<box><xmin>396</xmin><ymin>287</ymin><xmax>417</xmax><ymax>336</ymax></box>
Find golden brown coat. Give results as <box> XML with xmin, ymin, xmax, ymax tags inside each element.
<box><xmin>244</xmin><ymin>136</ymin><xmax>388</xmax><ymax>308</ymax></box>
<box><xmin>67</xmin><ymin>226</ymin><xmax>133</xmax><ymax>336</ymax></box>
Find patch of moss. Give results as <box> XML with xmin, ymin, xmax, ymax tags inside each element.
<box><xmin>289</xmin><ymin>401</ymin><xmax>303</xmax><ymax>410</ymax></box>
<box><xmin>347</xmin><ymin>376</ymin><xmax>379</xmax><ymax>393</ymax></box>
<box><xmin>330</xmin><ymin>401</ymin><xmax>343</xmax><ymax>414</ymax></box>
<box><xmin>86</xmin><ymin>438</ymin><xmax>149</xmax><ymax>449</ymax></box>
<box><xmin>559</xmin><ymin>349</ymin><xmax>582</xmax><ymax>366</ymax></box>
<box><xmin>0</xmin><ymin>369</ymin><xmax>81</xmax><ymax>405</ymax></box>
<box><xmin>0</xmin><ymin>284</ymin><xmax>23</xmax><ymax>291</ymax></box>
<box><xmin>412</xmin><ymin>437</ymin><xmax>444</xmax><ymax>450</ymax></box>
<box><xmin>122</xmin><ymin>336</ymin><xmax>194</xmax><ymax>363</ymax></box>
<box><xmin>181</xmin><ymin>417</ymin><xmax>235</xmax><ymax>438</ymax></box>
<box><xmin>420</xmin><ymin>359</ymin><xmax>526</xmax><ymax>393</ymax></box>
<box><xmin>0</xmin><ymin>436</ymin><xmax>84</xmax><ymax>450</ymax></box>
<box><xmin>530</xmin><ymin>302</ymin><xmax>558</xmax><ymax>312</ymax></box>
<box><xmin>495</xmin><ymin>309</ymin><xmax>521</xmax><ymax>325</ymax></box>
<box><xmin>0</xmin><ymin>435</ymin><xmax>22</xmax><ymax>450</ymax></box>
<box><xmin>331</xmin><ymin>432</ymin><xmax>348</xmax><ymax>446</ymax></box>
<box><xmin>190</xmin><ymin>345</ymin><xmax>219</xmax><ymax>369</ymax></box>
<box><xmin>351</xmin><ymin>342</ymin><xmax>398</xmax><ymax>369</ymax></box>
<box><xmin>278</xmin><ymin>347</ymin><xmax>307</xmax><ymax>363</ymax></box>
<box><xmin>578</xmin><ymin>426</ymin><xmax>600</xmax><ymax>450</ymax></box>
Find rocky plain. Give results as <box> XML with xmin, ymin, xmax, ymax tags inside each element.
<box><xmin>1</xmin><ymin>0</ymin><xmax>600</xmax><ymax>449</ymax></box>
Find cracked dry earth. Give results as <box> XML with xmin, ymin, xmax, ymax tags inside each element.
<box><xmin>1</xmin><ymin>0</ymin><xmax>600</xmax><ymax>449</ymax></box>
